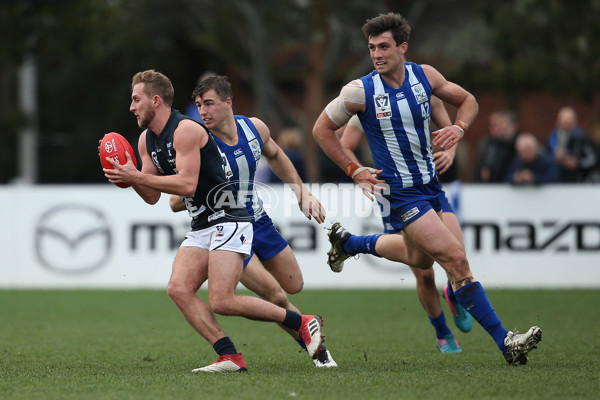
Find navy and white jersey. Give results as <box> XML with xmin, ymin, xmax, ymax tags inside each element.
<box><xmin>211</xmin><ymin>115</ymin><xmax>266</xmax><ymax>222</ymax></box>
<box><xmin>357</xmin><ymin>62</ymin><xmax>437</xmax><ymax>190</ymax></box>
<box><xmin>145</xmin><ymin>109</ymin><xmax>249</xmax><ymax>230</ymax></box>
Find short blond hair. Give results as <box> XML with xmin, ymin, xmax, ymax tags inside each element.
<box><xmin>131</xmin><ymin>69</ymin><xmax>174</xmax><ymax>107</ymax></box>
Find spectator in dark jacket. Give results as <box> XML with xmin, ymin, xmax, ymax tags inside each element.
<box><xmin>547</xmin><ymin>106</ymin><xmax>599</xmax><ymax>182</ymax></box>
<box><xmin>506</xmin><ymin>133</ymin><xmax>559</xmax><ymax>185</ymax></box>
<box><xmin>473</xmin><ymin>110</ymin><xmax>519</xmax><ymax>183</ymax></box>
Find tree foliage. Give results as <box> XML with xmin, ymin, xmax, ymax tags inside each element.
<box><xmin>466</xmin><ymin>0</ymin><xmax>600</xmax><ymax>99</ymax></box>
<box><xmin>0</xmin><ymin>0</ymin><xmax>597</xmax><ymax>183</ymax></box>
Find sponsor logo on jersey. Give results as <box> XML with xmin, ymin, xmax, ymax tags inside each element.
<box><xmin>396</xmin><ymin>92</ymin><xmax>406</xmax><ymax>99</ymax></box>
<box><xmin>249</xmin><ymin>139</ymin><xmax>261</xmax><ymax>160</ymax></box>
<box><xmin>234</xmin><ymin>148</ymin><xmax>244</xmax><ymax>157</ymax></box>
<box><xmin>401</xmin><ymin>206</ymin><xmax>420</xmax><ymax>222</ymax></box>
<box><xmin>411</xmin><ymin>83</ymin><xmax>428</xmax><ymax>104</ymax></box>
<box><xmin>208</xmin><ymin>210</ymin><xmax>226</xmax><ymax>223</ymax></box>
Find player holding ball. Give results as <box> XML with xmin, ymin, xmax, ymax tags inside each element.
<box><xmin>101</xmin><ymin>69</ymin><xmax>325</xmax><ymax>372</ymax></box>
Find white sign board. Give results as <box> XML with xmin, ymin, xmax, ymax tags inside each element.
<box><xmin>1</xmin><ymin>184</ymin><xmax>599</xmax><ymax>289</ymax></box>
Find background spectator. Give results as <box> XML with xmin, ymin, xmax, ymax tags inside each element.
<box><xmin>547</xmin><ymin>106</ymin><xmax>599</xmax><ymax>183</ymax></box>
<box><xmin>472</xmin><ymin>110</ymin><xmax>519</xmax><ymax>183</ymax></box>
<box><xmin>268</xmin><ymin>127</ymin><xmax>306</xmax><ymax>183</ymax></box>
<box><xmin>506</xmin><ymin>133</ymin><xmax>559</xmax><ymax>185</ymax></box>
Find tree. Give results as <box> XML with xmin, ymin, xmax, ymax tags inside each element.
<box><xmin>1</xmin><ymin>0</ymin><xmax>598</xmax><ymax>184</ymax></box>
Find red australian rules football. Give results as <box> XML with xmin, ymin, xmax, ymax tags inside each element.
<box><xmin>99</xmin><ymin>132</ymin><xmax>137</xmax><ymax>188</ymax></box>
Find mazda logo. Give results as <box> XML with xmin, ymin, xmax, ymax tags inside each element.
<box><xmin>35</xmin><ymin>204</ymin><xmax>112</xmax><ymax>274</ymax></box>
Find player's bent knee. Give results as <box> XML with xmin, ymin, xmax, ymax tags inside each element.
<box><xmin>208</xmin><ymin>294</ymin><xmax>240</xmax><ymax>316</ymax></box>
<box><xmin>167</xmin><ymin>283</ymin><xmax>189</xmax><ymax>303</ymax></box>
<box><xmin>167</xmin><ymin>280</ymin><xmax>202</xmax><ymax>307</ymax></box>
<box><xmin>282</xmin><ymin>278</ymin><xmax>304</xmax><ymax>295</ymax></box>
<box><xmin>208</xmin><ymin>298</ymin><xmax>234</xmax><ymax>316</ymax></box>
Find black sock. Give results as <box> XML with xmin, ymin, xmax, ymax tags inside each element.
<box><xmin>282</xmin><ymin>309</ymin><xmax>302</xmax><ymax>331</ymax></box>
<box><xmin>213</xmin><ymin>336</ymin><xmax>237</xmax><ymax>356</ymax></box>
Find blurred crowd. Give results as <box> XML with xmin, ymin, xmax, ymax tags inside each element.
<box><xmin>472</xmin><ymin>106</ymin><xmax>599</xmax><ymax>185</ymax></box>
<box><xmin>256</xmin><ymin>106</ymin><xmax>600</xmax><ymax>186</ymax></box>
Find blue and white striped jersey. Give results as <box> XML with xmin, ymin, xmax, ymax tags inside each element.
<box><xmin>357</xmin><ymin>62</ymin><xmax>437</xmax><ymax>190</ymax></box>
<box><xmin>211</xmin><ymin>115</ymin><xmax>266</xmax><ymax>221</ymax></box>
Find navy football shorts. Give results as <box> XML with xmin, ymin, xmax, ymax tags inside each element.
<box><xmin>243</xmin><ymin>213</ymin><xmax>289</xmax><ymax>267</ymax></box>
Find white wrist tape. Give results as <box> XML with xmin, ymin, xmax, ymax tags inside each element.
<box><xmin>351</xmin><ymin>166</ymin><xmax>378</xmax><ymax>179</ymax></box>
<box><xmin>452</xmin><ymin>124</ymin><xmax>464</xmax><ymax>135</ymax></box>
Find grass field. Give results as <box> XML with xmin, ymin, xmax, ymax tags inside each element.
<box><xmin>0</xmin><ymin>289</ymin><xmax>598</xmax><ymax>400</ymax></box>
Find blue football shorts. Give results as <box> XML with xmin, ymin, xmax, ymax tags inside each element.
<box><xmin>379</xmin><ymin>180</ymin><xmax>454</xmax><ymax>233</ymax></box>
<box><xmin>243</xmin><ymin>213</ymin><xmax>289</xmax><ymax>267</ymax></box>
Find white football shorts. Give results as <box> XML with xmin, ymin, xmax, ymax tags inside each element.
<box><xmin>180</xmin><ymin>221</ymin><xmax>253</xmax><ymax>259</ymax></box>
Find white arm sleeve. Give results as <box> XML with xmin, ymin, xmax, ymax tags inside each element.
<box><xmin>325</xmin><ymin>80</ymin><xmax>366</xmax><ymax>127</ymax></box>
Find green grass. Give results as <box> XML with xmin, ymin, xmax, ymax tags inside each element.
<box><xmin>0</xmin><ymin>289</ymin><xmax>598</xmax><ymax>399</ymax></box>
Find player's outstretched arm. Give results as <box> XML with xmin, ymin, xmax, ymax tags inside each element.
<box><xmin>423</xmin><ymin>65</ymin><xmax>478</xmax><ymax>151</ymax></box>
<box><xmin>314</xmin><ymin>83</ymin><xmax>385</xmax><ymax>201</ymax></box>
<box><xmin>340</xmin><ymin>115</ymin><xmax>363</xmax><ymax>164</ymax></box>
<box><xmin>256</xmin><ymin>118</ymin><xmax>325</xmax><ymax>223</ymax></box>
<box><xmin>429</xmin><ymin>96</ymin><xmax>458</xmax><ymax>175</ymax></box>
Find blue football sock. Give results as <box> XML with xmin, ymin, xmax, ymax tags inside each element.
<box><xmin>455</xmin><ymin>282</ymin><xmax>509</xmax><ymax>352</ymax></box>
<box><xmin>342</xmin><ymin>234</ymin><xmax>382</xmax><ymax>256</ymax></box>
<box><xmin>446</xmin><ymin>280</ymin><xmax>457</xmax><ymax>303</ymax></box>
<box><xmin>297</xmin><ymin>339</ymin><xmax>307</xmax><ymax>351</ymax></box>
<box><xmin>213</xmin><ymin>336</ymin><xmax>238</xmax><ymax>356</ymax></box>
<box><xmin>429</xmin><ymin>311</ymin><xmax>452</xmax><ymax>339</ymax></box>
<box><xmin>282</xmin><ymin>309</ymin><xmax>302</xmax><ymax>331</ymax></box>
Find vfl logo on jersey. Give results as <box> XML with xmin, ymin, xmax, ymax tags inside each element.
<box><xmin>411</xmin><ymin>83</ymin><xmax>428</xmax><ymax>104</ymax></box>
<box><xmin>248</xmin><ymin>139</ymin><xmax>261</xmax><ymax>161</ymax></box>
<box><xmin>150</xmin><ymin>151</ymin><xmax>164</xmax><ymax>174</ymax></box>
<box><xmin>374</xmin><ymin>93</ymin><xmax>392</xmax><ymax>119</ymax></box>
<box><xmin>222</xmin><ymin>155</ymin><xmax>233</xmax><ymax>179</ymax></box>
<box><xmin>217</xmin><ymin>147</ymin><xmax>233</xmax><ymax>180</ymax></box>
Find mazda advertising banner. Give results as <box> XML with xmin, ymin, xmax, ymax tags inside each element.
<box><xmin>1</xmin><ymin>184</ymin><xmax>599</xmax><ymax>289</ymax></box>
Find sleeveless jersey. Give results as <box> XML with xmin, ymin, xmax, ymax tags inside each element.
<box><xmin>145</xmin><ymin>109</ymin><xmax>249</xmax><ymax>230</ymax></box>
<box><xmin>211</xmin><ymin>116</ymin><xmax>266</xmax><ymax>222</ymax></box>
<box><xmin>357</xmin><ymin>63</ymin><xmax>437</xmax><ymax>190</ymax></box>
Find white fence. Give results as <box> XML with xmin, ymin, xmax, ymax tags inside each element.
<box><xmin>1</xmin><ymin>183</ymin><xmax>599</xmax><ymax>289</ymax></box>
